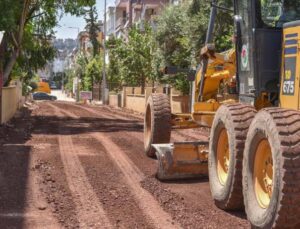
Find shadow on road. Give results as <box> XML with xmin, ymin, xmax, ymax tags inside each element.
<box><xmin>32</xmin><ymin>115</ymin><xmax>143</xmax><ymax>136</ymax></box>
<box><xmin>0</xmin><ymin>108</ymin><xmax>33</xmax><ymax>229</ymax></box>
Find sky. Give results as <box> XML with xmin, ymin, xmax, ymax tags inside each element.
<box><xmin>55</xmin><ymin>0</ymin><xmax>115</xmax><ymax>39</ymax></box>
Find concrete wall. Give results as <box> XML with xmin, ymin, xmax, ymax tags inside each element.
<box><xmin>171</xmin><ymin>95</ymin><xmax>190</xmax><ymax>113</ymax></box>
<box><xmin>125</xmin><ymin>95</ymin><xmax>146</xmax><ymax>113</ymax></box>
<box><xmin>109</xmin><ymin>94</ymin><xmax>122</xmax><ymax>107</ymax></box>
<box><xmin>113</xmin><ymin>86</ymin><xmax>189</xmax><ymax>114</ymax></box>
<box><xmin>1</xmin><ymin>85</ymin><xmax>22</xmax><ymax>124</ymax></box>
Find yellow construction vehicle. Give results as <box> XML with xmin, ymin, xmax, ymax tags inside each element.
<box><xmin>144</xmin><ymin>0</ymin><xmax>300</xmax><ymax>228</ymax></box>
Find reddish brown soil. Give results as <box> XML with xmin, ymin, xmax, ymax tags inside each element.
<box><xmin>0</xmin><ymin>101</ymin><xmax>250</xmax><ymax>228</ymax></box>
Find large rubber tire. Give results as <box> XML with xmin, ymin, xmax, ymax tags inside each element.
<box><xmin>243</xmin><ymin>108</ymin><xmax>300</xmax><ymax>228</ymax></box>
<box><xmin>209</xmin><ymin>103</ymin><xmax>256</xmax><ymax>210</ymax></box>
<box><xmin>144</xmin><ymin>93</ymin><xmax>171</xmax><ymax>157</ymax></box>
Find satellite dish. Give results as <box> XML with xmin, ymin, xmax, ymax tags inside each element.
<box><xmin>0</xmin><ymin>32</ymin><xmax>4</xmax><ymax>44</ymax></box>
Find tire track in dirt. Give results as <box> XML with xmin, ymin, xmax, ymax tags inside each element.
<box><xmin>48</xmin><ymin>103</ymin><xmax>112</xmax><ymax>228</ymax></box>
<box><xmin>69</xmin><ymin>103</ymin><xmax>200</xmax><ymax>143</ymax></box>
<box><xmin>91</xmin><ymin>132</ymin><xmax>180</xmax><ymax>229</ymax></box>
<box><xmin>30</xmin><ymin>105</ymin><xmax>81</xmax><ymax>228</ymax></box>
<box><xmin>72</xmin><ymin>135</ymin><xmax>155</xmax><ymax>228</ymax></box>
<box><xmin>80</xmin><ymin>103</ymin><xmax>210</xmax><ymax>142</ymax></box>
<box><xmin>50</xmin><ymin>103</ymin><xmax>181</xmax><ymax>229</ymax></box>
<box><xmin>79</xmin><ymin>106</ymin><xmax>249</xmax><ymax>228</ymax></box>
<box><xmin>56</xmin><ymin>101</ymin><xmax>208</xmax><ymax>142</ymax></box>
<box><xmin>58</xmin><ymin>103</ymin><xmax>203</xmax><ymax>176</ymax></box>
<box><xmin>52</xmin><ymin>102</ymin><xmax>250</xmax><ymax>228</ymax></box>
<box><xmin>54</xmin><ymin>103</ymin><xmax>157</xmax><ymax>176</ymax></box>
<box><xmin>53</xmin><ymin>103</ymin><xmax>204</xmax><ymax>179</ymax></box>
<box><xmin>40</xmin><ymin>103</ymin><xmax>153</xmax><ymax>228</ymax></box>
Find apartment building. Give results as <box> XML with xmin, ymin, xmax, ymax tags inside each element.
<box><xmin>110</xmin><ymin>0</ymin><xmax>169</xmax><ymax>38</ymax></box>
<box><xmin>107</xmin><ymin>6</ymin><xmax>116</xmax><ymax>37</ymax></box>
<box><xmin>78</xmin><ymin>31</ymin><xmax>92</xmax><ymax>55</ymax></box>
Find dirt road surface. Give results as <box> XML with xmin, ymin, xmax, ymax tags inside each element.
<box><xmin>0</xmin><ymin>101</ymin><xmax>250</xmax><ymax>228</ymax></box>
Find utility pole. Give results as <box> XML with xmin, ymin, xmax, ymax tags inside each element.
<box><xmin>129</xmin><ymin>0</ymin><xmax>133</xmax><ymax>27</ymax></box>
<box><xmin>0</xmin><ymin>32</ymin><xmax>5</xmax><ymax>124</ymax></box>
<box><xmin>102</xmin><ymin>0</ymin><xmax>108</xmax><ymax>105</ymax></box>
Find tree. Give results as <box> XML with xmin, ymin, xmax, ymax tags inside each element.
<box><xmin>152</xmin><ymin>0</ymin><xmax>234</xmax><ymax>94</ymax></box>
<box><xmin>84</xmin><ymin>54</ymin><xmax>103</xmax><ymax>91</ymax></box>
<box><xmin>84</xmin><ymin>4</ymin><xmax>101</xmax><ymax>57</ymax></box>
<box><xmin>65</xmin><ymin>68</ymin><xmax>76</xmax><ymax>92</ymax></box>
<box><xmin>0</xmin><ymin>0</ymin><xmax>95</xmax><ymax>85</ymax></box>
<box><xmin>75</xmin><ymin>53</ymin><xmax>88</xmax><ymax>90</ymax></box>
<box><xmin>106</xmin><ymin>36</ymin><xmax>123</xmax><ymax>92</ymax></box>
<box><xmin>153</xmin><ymin>3</ymin><xmax>192</xmax><ymax>94</ymax></box>
<box><xmin>107</xmin><ymin>25</ymin><xmax>154</xmax><ymax>92</ymax></box>
<box><xmin>105</xmin><ymin>0</ymin><xmax>234</xmax><ymax>95</ymax></box>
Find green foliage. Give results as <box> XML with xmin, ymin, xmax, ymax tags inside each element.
<box><xmin>106</xmin><ymin>36</ymin><xmax>122</xmax><ymax>91</ymax></box>
<box><xmin>84</xmin><ymin>4</ymin><xmax>101</xmax><ymax>57</ymax></box>
<box><xmin>107</xmin><ymin>25</ymin><xmax>154</xmax><ymax>90</ymax></box>
<box><xmin>152</xmin><ymin>0</ymin><xmax>234</xmax><ymax>94</ymax></box>
<box><xmin>0</xmin><ymin>0</ymin><xmax>95</xmax><ymax>85</ymax></box>
<box><xmin>94</xmin><ymin>0</ymin><xmax>234</xmax><ymax>95</ymax></box>
<box><xmin>83</xmin><ymin>54</ymin><xmax>103</xmax><ymax>91</ymax></box>
<box><xmin>0</xmin><ymin>0</ymin><xmax>19</xmax><ymax>32</ymax></box>
<box><xmin>75</xmin><ymin>53</ymin><xmax>88</xmax><ymax>90</ymax></box>
<box><xmin>69</xmin><ymin>52</ymin><xmax>103</xmax><ymax>92</ymax></box>
<box><xmin>65</xmin><ymin>69</ymin><xmax>76</xmax><ymax>92</ymax></box>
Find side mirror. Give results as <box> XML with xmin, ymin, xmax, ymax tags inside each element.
<box><xmin>234</xmin><ymin>15</ymin><xmax>242</xmax><ymax>51</ymax></box>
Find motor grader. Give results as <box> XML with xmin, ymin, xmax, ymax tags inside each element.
<box><xmin>144</xmin><ymin>0</ymin><xmax>300</xmax><ymax>228</ymax></box>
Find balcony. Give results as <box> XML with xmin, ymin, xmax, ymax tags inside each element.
<box><xmin>132</xmin><ymin>0</ymin><xmax>142</xmax><ymax>9</ymax></box>
<box><xmin>116</xmin><ymin>17</ymin><xmax>127</xmax><ymax>30</ymax></box>
<box><xmin>115</xmin><ymin>0</ymin><xmax>127</xmax><ymax>8</ymax></box>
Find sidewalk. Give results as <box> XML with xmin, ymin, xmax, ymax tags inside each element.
<box><xmin>51</xmin><ymin>90</ymin><xmax>75</xmax><ymax>102</ymax></box>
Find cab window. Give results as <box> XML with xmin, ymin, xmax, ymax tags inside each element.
<box><xmin>260</xmin><ymin>0</ymin><xmax>300</xmax><ymax>28</ymax></box>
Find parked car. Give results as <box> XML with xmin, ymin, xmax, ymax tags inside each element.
<box><xmin>50</xmin><ymin>82</ymin><xmax>57</xmax><ymax>89</ymax></box>
<box><xmin>33</xmin><ymin>92</ymin><xmax>57</xmax><ymax>101</ymax></box>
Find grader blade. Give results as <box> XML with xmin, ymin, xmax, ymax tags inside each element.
<box><xmin>153</xmin><ymin>141</ymin><xmax>209</xmax><ymax>181</ymax></box>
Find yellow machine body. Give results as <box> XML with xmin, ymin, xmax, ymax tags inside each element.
<box><xmin>146</xmin><ymin>1</ymin><xmax>300</xmax><ymax>227</ymax></box>
<box><xmin>157</xmin><ymin>48</ymin><xmax>239</xmax><ymax>180</ymax></box>
<box><xmin>172</xmin><ymin>48</ymin><xmax>238</xmax><ymax>129</ymax></box>
<box><xmin>154</xmin><ymin>24</ymin><xmax>300</xmax><ymax>180</ymax></box>
<box><xmin>153</xmin><ymin>142</ymin><xmax>209</xmax><ymax>180</ymax></box>
<box><xmin>280</xmin><ymin>25</ymin><xmax>300</xmax><ymax>109</ymax></box>
<box><xmin>35</xmin><ymin>82</ymin><xmax>51</xmax><ymax>94</ymax></box>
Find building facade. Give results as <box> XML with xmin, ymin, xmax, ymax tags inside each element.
<box><xmin>113</xmin><ymin>0</ymin><xmax>169</xmax><ymax>38</ymax></box>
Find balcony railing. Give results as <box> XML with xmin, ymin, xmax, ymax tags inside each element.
<box><xmin>116</xmin><ymin>17</ymin><xmax>127</xmax><ymax>29</ymax></box>
<box><xmin>132</xmin><ymin>0</ymin><xmax>142</xmax><ymax>8</ymax></box>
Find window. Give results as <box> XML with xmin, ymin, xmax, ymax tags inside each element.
<box><xmin>261</xmin><ymin>0</ymin><xmax>300</xmax><ymax>28</ymax></box>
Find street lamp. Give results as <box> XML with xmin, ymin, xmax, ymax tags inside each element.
<box><xmin>67</xmin><ymin>26</ymin><xmax>80</xmax><ymax>34</ymax></box>
<box><xmin>0</xmin><ymin>31</ymin><xmax>5</xmax><ymax>123</ymax></box>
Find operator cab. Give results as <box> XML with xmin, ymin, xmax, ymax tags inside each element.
<box><xmin>234</xmin><ymin>0</ymin><xmax>300</xmax><ymax>105</ymax></box>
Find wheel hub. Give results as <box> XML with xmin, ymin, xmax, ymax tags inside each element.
<box><xmin>217</xmin><ymin>128</ymin><xmax>230</xmax><ymax>185</ymax></box>
<box><xmin>254</xmin><ymin>139</ymin><xmax>273</xmax><ymax>209</ymax></box>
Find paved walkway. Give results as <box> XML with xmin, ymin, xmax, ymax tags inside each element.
<box><xmin>51</xmin><ymin>90</ymin><xmax>75</xmax><ymax>102</ymax></box>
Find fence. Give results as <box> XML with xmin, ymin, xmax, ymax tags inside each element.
<box><xmin>92</xmin><ymin>83</ymin><xmax>101</xmax><ymax>101</ymax></box>
<box><xmin>92</xmin><ymin>82</ymin><xmax>122</xmax><ymax>101</ymax></box>
<box><xmin>108</xmin><ymin>86</ymin><xmax>190</xmax><ymax>114</ymax></box>
<box><xmin>1</xmin><ymin>81</ymin><xmax>24</xmax><ymax>124</ymax></box>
